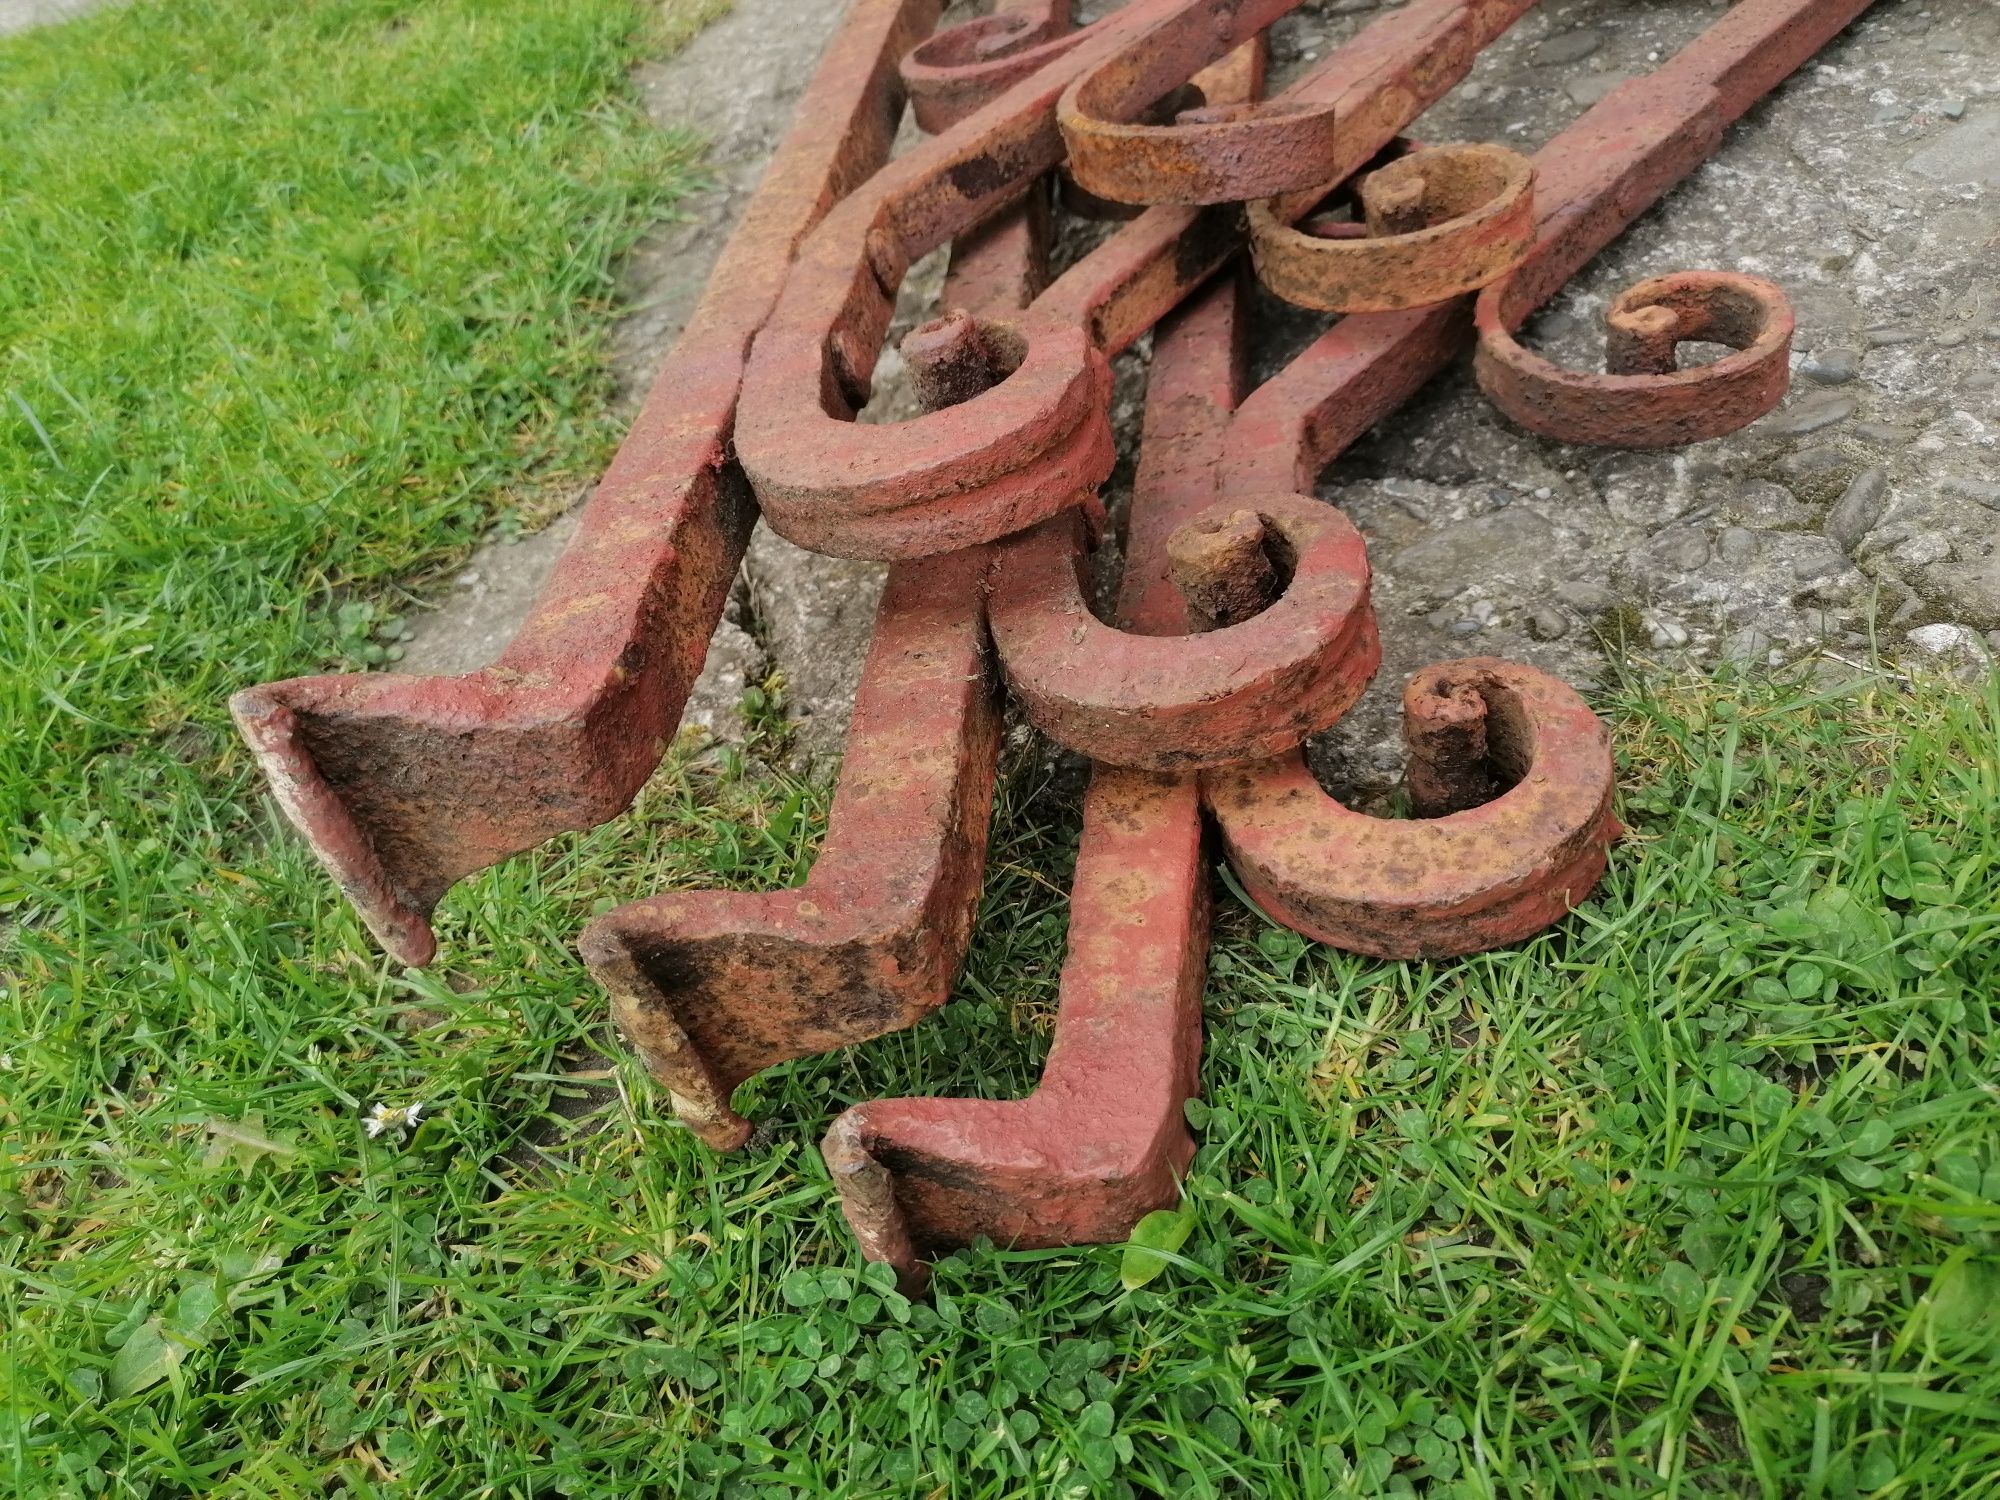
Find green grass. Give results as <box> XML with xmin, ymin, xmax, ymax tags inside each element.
<box><xmin>4</xmin><ymin>3</ymin><xmax>2000</xmax><ymax>1498</ymax></box>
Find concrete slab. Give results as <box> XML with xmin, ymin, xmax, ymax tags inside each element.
<box><xmin>0</xmin><ymin>0</ymin><xmax>100</xmax><ymax>37</ymax></box>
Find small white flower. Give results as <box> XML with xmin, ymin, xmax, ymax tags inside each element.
<box><xmin>364</xmin><ymin>1101</ymin><xmax>424</xmax><ymax>1139</ymax></box>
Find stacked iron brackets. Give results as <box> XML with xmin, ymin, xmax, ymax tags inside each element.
<box><xmin>235</xmin><ymin>0</ymin><xmax>1882</xmax><ymax>1288</ymax></box>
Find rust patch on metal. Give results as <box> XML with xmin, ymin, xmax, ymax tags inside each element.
<box><xmin>899</xmin><ymin>0</ymin><xmax>1084</xmax><ymax>132</ymax></box>
<box><xmin>823</xmin><ymin>279</ymin><xmax>1245</xmax><ymax>1292</ymax></box>
<box><xmin>231</xmin><ymin>0</ymin><xmax>1886</xmax><ymax>1287</ymax></box>
<box><xmin>228</xmin><ymin>0</ymin><xmax>942</xmax><ymax>966</ymax></box>
<box><xmin>1220</xmin><ymin>0</ymin><xmax>1880</xmax><ymax>502</ymax></box>
<box><xmin>988</xmin><ymin>493</ymin><xmax>1380</xmax><ymax>770</ymax></box>
<box><xmin>1249</xmin><ymin>142</ymin><xmax>1535</xmax><ymax>313</ymax></box>
<box><xmin>581</xmin><ymin>23</ymin><xmax>1062</xmax><ymax>1146</ymax></box>
<box><xmin>1475</xmin><ymin>269</ymin><xmax>1795</xmax><ymax>447</ymax></box>
<box><xmin>737</xmin><ymin>0</ymin><xmax>1194</xmax><ymax>561</ymax></box>
<box><xmin>1205</xmin><ymin>660</ymin><xmax>1620</xmax><ymax>959</ymax></box>
<box><xmin>823</xmin><ymin>761</ymin><xmax>1209</xmax><ymax>1291</ymax></box>
<box><xmin>1200</xmin><ymin>0</ymin><xmax>1880</xmax><ymax>959</ymax></box>
<box><xmin>812</xmin><ymin>0</ymin><xmax>1878</xmax><ymax>1276</ymax></box>
<box><xmin>1056</xmin><ymin>0</ymin><xmax>1340</xmax><ymax>207</ymax></box>
<box><xmin>1167</xmin><ymin>506</ymin><xmax>1280</xmax><ymax>629</ymax></box>
<box><xmin>740</xmin><ymin>0</ymin><xmax>1546</xmax><ymax>561</ymax></box>
<box><xmin>900</xmin><ymin>307</ymin><xmax>1007</xmax><ymax>412</ymax></box>
<box><xmin>579</xmin><ymin>545</ymin><xmax>1003</xmax><ymax>1149</ymax></box>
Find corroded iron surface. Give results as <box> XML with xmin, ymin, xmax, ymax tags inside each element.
<box><xmin>1475</xmin><ymin>269</ymin><xmax>1795</xmax><ymax>446</ymax></box>
<box><xmin>1204</xmin><ymin>0</ymin><xmax>1879</xmax><ymax>959</ymax></box>
<box><xmin>822</xmin><ymin>759</ymin><xmax>1208</xmax><ymax>1292</ymax></box>
<box><xmin>230</xmin><ymin>0</ymin><xmax>1887</xmax><ymax>1286</ymax></box>
<box><xmin>1055</xmin><ymin>0</ymin><xmax>1337</xmax><ymax>206</ymax></box>
<box><xmin>899</xmin><ymin>0</ymin><xmax>1083</xmax><ymax>132</ymax></box>
<box><xmin>1249</xmin><ymin>142</ymin><xmax>1536</xmax><ymax>313</ymax></box>
<box><xmin>823</xmin><ymin>277</ymin><xmax>1244</xmax><ymax>1292</ymax></box>
<box><xmin>988</xmin><ymin>494</ymin><xmax>1380</xmax><ymax>770</ymax></box>
<box><xmin>229</xmin><ymin>0</ymin><xmax>940</xmax><ymax>966</ymax></box>
<box><xmin>1206</xmin><ymin>660</ymin><xmax>1620</xmax><ymax>958</ymax></box>
<box><xmin>738</xmin><ymin>0</ymin><xmax>1544</xmax><ymax>561</ymax></box>
<box><xmin>579</xmin><ymin>546</ymin><xmax>1001</xmax><ymax>1149</ymax></box>
<box><xmin>579</xmin><ymin>10</ymin><xmax>1060</xmax><ymax>1147</ymax></box>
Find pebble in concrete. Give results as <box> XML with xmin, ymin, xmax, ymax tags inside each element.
<box><xmin>1647</xmin><ymin>615</ymin><xmax>1691</xmax><ymax>649</ymax></box>
<box><xmin>1825</xmin><ymin>467</ymin><xmax>1889</xmax><ymax>551</ymax></box>
<box><xmin>1792</xmin><ymin>537</ymin><xmax>1848</xmax><ymax>581</ymax></box>
<box><xmin>1779</xmin><ymin>447</ymin><xmax>1851</xmax><ymax>482</ymax></box>
<box><xmin>1646</xmin><ymin>526</ymin><xmax>1712</xmax><ymax>572</ymax></box>
<box><xmin>1718</xmin><ymin>527</ymin><xmax>1760</xmax><ymax>566</ymax></box>
<box><xmin>1532</xmin><ymin>28</ymin><xmax>1603</xmax><ymax>66</ymax></box>
<box><xmin>1865</xmin><ymin>325</ymin><xmax>1923</xmax><ymax>349</ymax></box>
<box><xmin>1554</xmin><ymin>581</ymin><xmax>1617</xmax><ymax>616</ymax></box>
<box><xmin>1906</xmin><ymin>622</ymin><xmax>1988</xmax><ymax>657</ymax></box>
<box><xmin>1565</xmin><ymin>72</ymin><xmax>1628</xmax><ymax>108</ymax></box>
<box><xmin>1526</xmin><ymin>607</ymin><xmax>1569</xmax><ymax>641</ymax></box>
<box><xmin>1764</xmin><ymin>393</ymin><xmax>1857</xmax><ymax>437</ymax></box>
<box><xmin>1723</xmin><ymin>625</ymin><xmax>1774</xmax><ymax>665</ymax></box>
<box><xmin>1894</xmin><ymin>533</ymin><xmax>1952</xmax><ymax>570</ymax></box>
<box><xmin>1907</xmin><ymin>111</ymin><xmax>2000</xmax><ymax>188</ymax></box>
<box><xmin>1941</xmin><ymin>478</ymin><xmax>2000</xmax><ymax>511</ymax></box>
<box><xmin>1917</xmin><ymin>555</ymin><xmax>2000</xmax><ymax>631</ymax></box>
<box><xmin>1800</xmin><ymin>348</ymin><xmax>1863</xmax><ymax>384</ymax></box>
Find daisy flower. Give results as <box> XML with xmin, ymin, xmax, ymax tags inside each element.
<box><xmin>364</xmin><ymin>1101</ymin><xmax>425</xmax><ymax>1139</ymax></box>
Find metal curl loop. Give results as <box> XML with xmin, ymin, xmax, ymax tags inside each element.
<box><xmin>1204</xmin><ymin>659</ymin><xmax>1621</xmax><ymax>960</ymax></box>
<box><xmin>988</xmin><ymin>494</ymin><xmax>1380</xmax><ymax>770</ymax></box>
<box><xmin>1475</xmin><ymin>269</ymin><xmax>1795</xmax><ymax>447</ymax></box>
<box><xmin>1249</xmin><ymin>142</ymin><xmax>1536</xmax><ymax>313</ymax></box>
